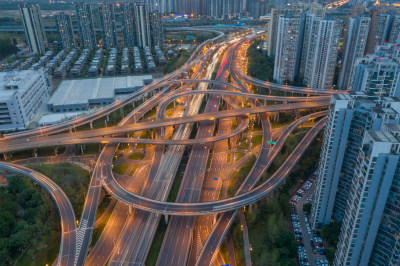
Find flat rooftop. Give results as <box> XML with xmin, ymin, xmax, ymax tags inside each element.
<box><xmin>47</xmin><ymin>75</ymin><xmax>153</xmax><ymax>112</ymax></box>
<box><xmin>0</xmin><ymin>70</ymin><xmax>43</xmax><ymax>100</ymax></box>
<box><xmin>368</xmin><ymin>130</ymin><xmax>399</xmax><ymax>143</ymax></box>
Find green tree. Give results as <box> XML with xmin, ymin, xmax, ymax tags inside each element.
<box><xmin>325</xmin><ymin>247</ymin><xmax>336</xmax><ymax>263</ymax></box>
<box><xmin>0</xmin><ymin>212</ymin><xmax>15</xmax><ymax>237</ymax></box>
<box><xmin>322</xmin><ymin>222</ymin><xmax>342</xmax><ymax>246</ymax></box>
<box><xmin>0</xmin><ymin>238</ymin><xmax>10</xmax><ymax>264</ymax></box>
<box><xmin>0</xmin><ymin>38</ymin><xmax>18</xmax><ymax>60</ymax></box>
<box><xmin>303</xmin><ymin>203</ymin><xmax>312</xmax><ymax>215</ymax></box>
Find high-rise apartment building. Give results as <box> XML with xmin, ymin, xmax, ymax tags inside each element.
<box><xmin>338</xmin><ymin>16</ymin><xmax>370</xmax><ymax>90</ymax></box>
<box><xmin>302</xmin><ymin>16</ymin><xmax>342</xmax><ymax>90</ymax></box>
<box><xmin>55</xmin><ymin>12</ymin><xmax>75</xmax><ymax>50</ymax></box>
<box><xmin>273</xmin><ymin>15</ymin><xmax>302</xmax><ymax>84</ymax></box>
<box><xmin>365</xmin><ymin>4</ymin><xmax>400</xmax><ymax>54</ymax></box>
<box><xmin>312</xmin><ymin>42</ymin><xmax>400</xmax><ymax>230</ymax></box>
<box><xmin>150</xmin><ymin>11</ymin><xmax>164</xmax><ymax>47</ymax></box>
<box><xmin>75</xmin><ymin>3</ymin><xmax>96</xmax><ymax>49</ymax></box>
<box><xmin>135</xmin><ymin>4</ymin><xmax>152</xmax><ymax>48</ymax></box>
<box><xmin>352</xmin><ymin>43</ymin><xmax>400</xmax><ymax>100</ymax></box>
<box><xmin>334</xmin><ymin>129</ymin><xmax>400</xmax><ymax>266</ymax></box>
<box><xmin>267</xmin><ymin>2</ymin><xmax>325</xmax><ymax>56</ymax></box>
<box><xmin>121</xmin><ymin>3</ymin><xmax>136</xmax><ymax>47</ymax></box>
<box><xmin>18</xmin><ymin>4</ymin><xmax>47</xmax><ymax>55</ymax></box>
<box><xmin>209</xmin><ymin>0</ymin><xmax>245</xmax><ymax>18</ymax></box>
<box><xmin>389</xmin><ymin>15</ymin><xmax>400</xmax><ymax>43</ymax></box>
<box><xmin>99</xmin><ymin>3</ymin><xmax>117</xmax><ymax>49</ymax></box>
<box><xmin>311</xmin><ymin>42</ymin><xmax>400</xmax><ymax>265</ymax></box>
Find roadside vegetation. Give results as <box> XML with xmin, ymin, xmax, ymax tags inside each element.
<box><xmin>227</xmin><ymin>155</ymin><xmax>256</xmax><ymax>197</ymax></box>
<box><xmin>163</xmin><ymin>50</ymin><xmax>190</xmax><ymax>74</ymax></box>
<box><xmin>321</xmin><ymin>222</ymin><xmax>341</xmax><ymax>263</ymax></box>
<box><xmin>247</xmin><ymin>40</ymin><xmax>274</xmax><ymax>82</ymax></box>
<box><xmin>0</xmin><ymin>163</ymin><xmax>90</xmax><ymax>265</ymax></box>
<box><xmin>228</xmin><ymin>130</ymin><xmax>322</xmax><ymax>265</ymax></box>
<box><xmin>0</xmin><ymin>38</ymin><xmax>18</xmax><ymax>60</ymax></box>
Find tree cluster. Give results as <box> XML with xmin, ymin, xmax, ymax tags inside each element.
<box><xmin>247</xmin><ymin>40</ymin><xmax>274</xmax><ymax>82</ymax></box>
<box><xmin>0</xmin><ymin>176</ymin><xmax>57</xmax><ymax>264</ymax></box>
<box><xmin>0</xmin><ymin>38</ymin><xmax>18</xmax><ymax>60</ymax></box>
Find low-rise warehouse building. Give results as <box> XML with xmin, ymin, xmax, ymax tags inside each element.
<box><xmin>47</xmin><ymin>75</ymin><xmax>153</xmax><ymax>112</ymax></box>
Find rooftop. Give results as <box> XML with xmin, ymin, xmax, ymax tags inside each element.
<box><xmin>368</xmin><ymin>130</ymin><xmax>399</xmax><ymax>143</ymax></box>
<box><xmin>0</xmin><ymin>70</ymin><xmax>44</xmax><ymax>100</ymax></box>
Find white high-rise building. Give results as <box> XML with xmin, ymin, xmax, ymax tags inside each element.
<box><xmin>334</xmin><ymin>130</ymin><xmax>400</xmax><ymax>266</ymax></box>
<box><xmin>338</xmin><ymin>16</ymin><xmax>370</xmax><ymax>90</ymax></box>
<box><xmin>273</xmin><ymin>14</ymin><xmax>302</xmax><ymax>84</ymax></box>
<box><xmin>352</xmin><ymin>43</ymin><xmax>400</xmax><ymax>100</ymax></box>
<box><xmin>19</xmin><ymin>4</ymin><xmax>47</xmax><ymax>55</ymax></box>
<box><xmin>302</xmin><ymin>16</ymin><xmax>342</xmax><ymax>90</ymax></box>
<box><xmin>0</xmin><ymin>70</ymin><xmax>52</xmax><ymax>131</ymax></box>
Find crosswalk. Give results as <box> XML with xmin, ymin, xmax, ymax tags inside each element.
<box><xmin>196</xmin><ymin>232</ymin><xmax>203</xmax><ymax>259</ymax></box>
<box><xmin>75</xmin><ymin>219</ymin><xmax>88</xmax><ymax>264</ymax></box>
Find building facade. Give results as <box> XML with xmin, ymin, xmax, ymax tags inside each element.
<box><xmin>18</xmin><ymin>4</ymin><xmax>47</xmax><ymax>55</ymax></box>
<box><xmin>334</xmin><ymin>129</ymin><xmax>400</xmax><ymax>265</ymax></box>
<box><xmin>55</xmin><ymin>12</ymin><xmax>75</xmax><ymax>50</ymax></box>
<box><xmin>338</xmin><ymin>16</ymin><xmax>370</xmax><ymax>90</ymax></box>
<box><xmin>150</xmin><ymin>11</ymin><xmax>164</xmax><ymax>47</ymax></box>
<box><xmin>99</xmin><ymin>3</ymin><xmax>117</xmax><ymax>49</ymax></box>
<box><xmin>135</xmin><ymin>4</ymin><xmax>152</xmax><ymax>48</ymax></box>
<box><xmin>365</xmin><ymin>4</ymin><xmax>400</xmax><ymax>54</ymax></box>
<box><xmin>267</xmin><ymin>3</ymin><xmax>325</xmax><ymax>57</ymax></box>
<box><xmin>121</xmin><ymin>3</ymin><xmax>136</xmax><ymax>47</ymax></box>
<box><xmin>75</xmin><ymin>3</ymin><xmax>97</xmax><ymax>49</ymax></box>
<box><xmin>273</xmin><ymin>15</ymin><xmax>302</xmax><ymax>84</ymax></box>
<box><xmin>0</xmin><ymin>70</ymin><xmax>52</xmax><ymax>131</ymax></box>
<box><xmin>352</xmin><ymin>42</ymin><xmax>400</xmax><ymax>100</ymax></box>
<box><xmin>302</xmin><ymin>16</ymin><xmax>342</xmax><ymax>90</ymax></box>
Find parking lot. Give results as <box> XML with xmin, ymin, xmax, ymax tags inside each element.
<box><xmin>290</xmin><ymin>173</ymin><xmax>329</xmax><ymax>266</ymax></box>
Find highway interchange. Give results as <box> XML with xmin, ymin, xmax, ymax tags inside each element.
<box><xmin>0</xmin><ymin>27</ymin><xmax>340</xmax><ymax>265</ymax></box>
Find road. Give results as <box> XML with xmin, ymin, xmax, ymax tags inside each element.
<box><xmin>156</xmin><ymin>38</ymin><xmax>239</xmax><ymax>266</ymax></box>
<box><xmin>0</xmin><ymin>100</ymin><xmax>329</xmax><ymax>154</ymax></box>
<box><xmin>0</xmin><ymin>27</ymin><xmax>339</xmax><ymax>266</ymax></box>
<box><xmin>0</xmin><ymin>163</ymin><xmax>77</xmax><ymax>266</ymax></box>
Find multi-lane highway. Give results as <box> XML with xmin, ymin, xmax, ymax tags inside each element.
<box><xmin>0</xmin><ymin>27</ymin><xmax>344</xmax><ymax>266</ymax></box>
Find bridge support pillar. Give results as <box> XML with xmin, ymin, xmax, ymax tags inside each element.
<box><xmin>128</xmin><ymin>206</ymin><xmax>132</xmax><ymax>215</ymax></box>
<box><xmin>106</xmin><ymin>115</ymin><xmax>110</xmax><ymax>122</ymax></box>
<box><xmin>69</xmin><ymin>128</ymin><xmax>72</xmax><ymax>133</ymax></box>
<box><xmin>33</xmin><ymin>149</ymin><xmax>38</xmax><ymax>158</ymax></box>
<box><xmin>174</xmin><ymin>101</ymin><xmax>176</xmax><ymax>108</ymax></box>
<box><xmin>3</xmin><ymin>153</ymin><xmax>9</xmax><ymax>161</ymax></box>
<box><xmin>99</xmin><ymin>144</ymin><xmax>103</xmax><ymax>153</ymax></box>
<box><xmin>143</xmin><ymin>144</ymin><xmax>146</xmax><ymax>154</ymax></box>
<box><xmin>90</xmin><ymin>121</ymin><xmax>93</xmax><ymax>130</ymax></box>
<box><xmin>164</xmin><ymin>214</ymin><xmax>169</xmax><ymax>224</ymax></box>
<box><xmin>54</xmin><ymin>146</ymin><xmax>59</xmax><ymax>156</ymax></box>
<box><xmin>249</xmin><ymin>204</ymin><xmax>253</xmax><ymax>212</ymax></box>
<box><xmin>213</xmin><ymin>214</ymin><xmax>217</xmax><ymax>225</ymax></box>
<box><xmin>79</xmin><ymin>145</ymin><xmax>84</xmax><ymax>155</ymax></box>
